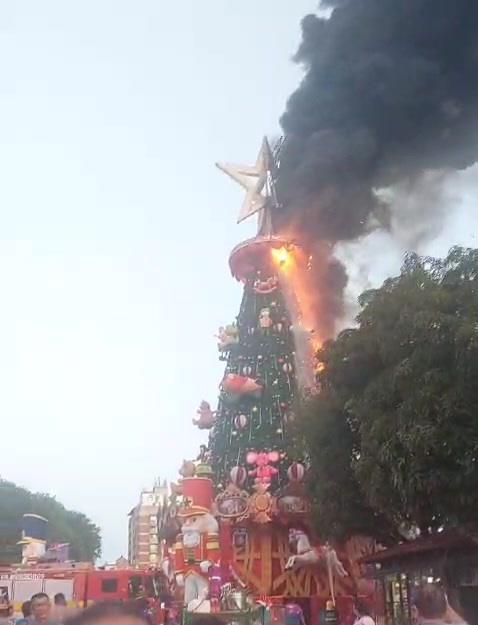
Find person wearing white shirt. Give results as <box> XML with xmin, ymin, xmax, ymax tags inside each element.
<box><xmin>353</xmin><ymin>599</ymin><xmax>376</xmax><ymax>625</ymax></box>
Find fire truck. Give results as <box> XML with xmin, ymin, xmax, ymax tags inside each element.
<box><xmin>0</xmin><ymin>564</ymin><xmax>170</xmax><ymax>620</ymax></box>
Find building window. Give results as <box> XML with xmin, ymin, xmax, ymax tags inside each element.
<box><xmin>101</xmin><ymin>578</ymin><xmax>119</xmax><ymax>593</ymax></box>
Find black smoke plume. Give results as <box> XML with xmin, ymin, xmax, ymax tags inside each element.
<box><xmin>276</xmin><ymin>0</ymin><xmax>478</xmax><ymax>335</ymax></box>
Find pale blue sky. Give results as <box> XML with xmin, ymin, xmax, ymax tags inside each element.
<box><xmin>0</xmin><ymin>1</ymin><xmax>476</xmax><ymax>561</ymax></box>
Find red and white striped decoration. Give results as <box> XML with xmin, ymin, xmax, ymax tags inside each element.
<box><xmin>287</xmin><ymin>462</ymin><xmax>305</xmax><ymax>482</ymax></box>
<box><xmin>234</xmin><ymin>414</ymin><xmax>248</xmax><ymax>429</ymax></box>
<box><xmin>230</xmin><ymin>465</ymin><xmax>247</xmax><ymax>486</ymax></box>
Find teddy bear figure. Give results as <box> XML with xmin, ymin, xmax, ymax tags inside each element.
<box><xmin>179</xmin><ymin>459</ymin><xmax>197</xmax><ymax>478</ymax></box>
<box><xmin>259</xmin><ymin>308</ymin><xmax>273</xmax><ymax>334</ymax></box>
<box><xmin>192</xmin><ymin>400</ymin><xmax>216</xmax><ymax>430</ymax></box>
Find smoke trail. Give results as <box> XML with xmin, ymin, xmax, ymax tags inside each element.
<box><xmin>276</xmin><ymin>0</ymin><xmax>478</xmax><ymax>332</ymax></box>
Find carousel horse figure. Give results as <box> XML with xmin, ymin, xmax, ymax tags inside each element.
<box><xmin>285</xmin><ymin>528</ymin><xmax>348</xmax><ymax>578</ymax></box>
<box><xmin>161</xmin><ymin>556</ymin><xmax>174</xmax><ymax>584</ymax></box>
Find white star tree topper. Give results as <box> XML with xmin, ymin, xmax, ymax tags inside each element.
<box><xmin>216</xmin><ymin>137</ymin><xmax>277</xmax><ymax>230</ymax></box>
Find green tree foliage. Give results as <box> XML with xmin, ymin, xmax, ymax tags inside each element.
<box><xmin>0</xmin><ymin>478</ymin><xmax>101</xmax><ymax>563</ymax></box>
<box><xmin>297</xmin><ymin>246</ymin><xmax>478</xmax><ymax>540</ymax></box>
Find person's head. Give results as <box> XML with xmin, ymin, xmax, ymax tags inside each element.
<box><xmin>31</xmin><ymin>592</ymin><xmax>51</xmax><ymax>622</ymax></box>
<box><xmin>54</xmin><ymin>593</ymin><xmax>67</xmax><ymax>607</ymax></box>
<box><xmin>354</xmin><ymin>598</ymin><xmax>371</xmax><ymax>618</ymax></box>
<box><xmin>22</xmin><ymin>600</ymin><xmax>32</xmax><ymax>618</ymax></box>
<box><xmin>413</xmin><ymin>585</ymin><xmax>447</xmax><ymax>620</ymax></box>
<box><xmin>64</xmin><ymin>601</ymin><xmax>149</xmax><ymax>625</ymax></box>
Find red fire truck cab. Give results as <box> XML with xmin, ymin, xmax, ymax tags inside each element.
<box><xmin>0</xmin><ymin>566</ymin><xmax>170</xmax><ymax>618</ymax></box>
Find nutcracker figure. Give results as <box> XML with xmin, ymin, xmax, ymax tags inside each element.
<box><xmin>173</xmin><ymin>476</ymin><xmax>220</xmax><ymax>609</ymax></box>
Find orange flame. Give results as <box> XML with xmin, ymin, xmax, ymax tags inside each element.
<box><xmin>271</xmin><ymin>246</ymin><xmax>292</xmax><ymax>270</ymax></box>
<box><xmin>270</xmin><ymin>245</ymin><xmax>322</xmax><ymax>386</ymax></box>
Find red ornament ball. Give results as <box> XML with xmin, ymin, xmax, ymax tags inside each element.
<box><xmin>287</xmin><ymin>462</ymin><xmax>305</xmax><ymax>482</ymax></box>
<box><xmin>230</xmin><ymin>466</ymin><xmax>247</xmax><ymax>486</ymax></box>
<box><xmin>234</xmin><ymin>414</ymin><xmax>248</xmax><ymax>429</ymax></box>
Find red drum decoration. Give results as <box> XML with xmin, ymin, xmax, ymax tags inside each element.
<box><xmin>230</xmin><ymin>466</ymin><xmax>247</xmax><ymax>486</ymax></box>
<box><xmin>234</xmin><ymin>414</ymin><xmax>248</xmax><ymax>429</ymax></box>
<box><xmin>287</xmin><ymin>462</ymin><xmax>305</xmax><ymax>482</ymax></box>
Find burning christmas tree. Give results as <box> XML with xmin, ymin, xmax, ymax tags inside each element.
<box><xmin>164</xmin><ymin>139</ymin><xmax>377</xmax><ymax>610</ymax></box>
<box><xmin>207</xmin><ymin>138</ymin><xmax>310</xmax><ymax>496</ymax></box>
<box><xmin>209</xmin><ymin>250</ymin><xmax>302</xmax><ymax>492</ymax></box>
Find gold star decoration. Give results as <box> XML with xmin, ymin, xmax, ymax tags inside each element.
<box><xmin>216</xmin><ymin>137</ymin><xmax>275</xmax><ymax>225</ymax></box>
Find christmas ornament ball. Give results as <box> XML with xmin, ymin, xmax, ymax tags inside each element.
<box><xmin>235</xmin><ymin>414</ymin><xmax>248</xmax><ymax>429</ymax></box>
<box><xmin>230</xmin><ymin>465</ymin><xmax>247</xmax><ymax>486</ymax></box>
<box><xmin>287</xmin><ymin>462</ymin><xmax>305</xmax><ymax>482</ymax></box>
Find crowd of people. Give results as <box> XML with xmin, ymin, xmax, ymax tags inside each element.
<box><xmin>0</xmin><ymin>595</ymin><xmax>150</xmax><ymax>625</ymax></box>
<box><xmin>0</xmin><ymin>593</ymin><xmax>68</xmax><ymax>625</ymax></box>
<box><xmin>352</xmin><ymin>586</ymin><xmax>469</xmax><ymax>625</ymax></box>
<box><xmin>0</xmin><ymin>583</ymin><xmax>470</xmax><ymax>625</ymax></box>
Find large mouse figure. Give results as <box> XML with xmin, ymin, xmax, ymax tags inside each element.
<box><xmin>173</xmin><ymin>477</ymin><xmax>219</xmax><ymax>610</ymax></box>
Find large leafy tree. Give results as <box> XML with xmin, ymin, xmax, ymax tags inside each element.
<box><xmin>296</xmin><ymin>246</ymin><xmax>478</xmax><ymax>540</ymax></box>
<box><xmin>0</xmin><ymin>479</ymin><xmax>101</xmax><ymax>563</ymax></box>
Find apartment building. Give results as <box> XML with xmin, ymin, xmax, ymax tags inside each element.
<box><xmin>127</xmin><ymin>479</ymin><xmax>167</xmax><ymax>568</ymax></box>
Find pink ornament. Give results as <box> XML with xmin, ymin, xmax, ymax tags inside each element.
<box><xmin>246</xmin><ymin>450</ymin><xmax>279</xmax><ymax>484</ymax></box>
<box><xmin>230</xmin><ymin>465</ymin><xmax>247</xmax><ymax>486</ymax></box>
<box><xmin>234</xmin><ymin>414</ymin><xmax>248</xmax><ymax>429</ymax></box>
<box><xmin>287</xmin><ymin>462</ymin><xmax>305</xmax><ymax>482</ymax></box>
<box><xmin>283</xmin><ymin>362</ymin><xmax>293</xmax><ymax>374</ymax></box>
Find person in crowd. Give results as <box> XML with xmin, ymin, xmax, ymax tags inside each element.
<box><xmin>63</xmin><ymin>601</ymin><xmax>149</xmax><ymax>625</ymax></box>
<box><xmin>52</xmin><ymin>594</ymin><xmax>68</xmax><ymax>623</ymax></box>
<box><xmin>413</xmin><ymin>584</ymin><xmax>467</xmax><ymax>625</ymax></box>
<box><xmin>29</xmin><ymin>594</ymin><xmax>53</xmax><ymax>625</ymax></box>
<box><xmin>15</xmin><ymin>601</ymin><xmax>32</xmax><ymax>625</ymax></box>
<box><xmin>0</xmin><ymin>605</ymin><xmax>13</xmax><ymax>625</ymax></box>
<box><xmin>352</xmin><ymin>598</ymin><xmax>375</xmax><ymax>625</ymax></box>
